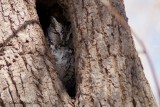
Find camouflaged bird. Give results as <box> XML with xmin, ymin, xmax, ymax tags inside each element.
<box><xmin>47</xmin><ymin>16</ymin><xmax>75</xmax><ymax>92</ymax></box>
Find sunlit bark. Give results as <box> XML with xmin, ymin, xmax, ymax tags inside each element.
<box><xmin>0</xmin><ymin>0</ymin><xmax>157</xmax><ymax>107</ymax></box>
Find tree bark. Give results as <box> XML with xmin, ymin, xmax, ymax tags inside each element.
<box><xmin>0</xmin><ymin>0</ymin><xmax>157</xmax><ymax>107</ymax></box>
<box><xmin>0</xmin><ymin>0</ymin><xmax>72</xmax><ymax>107</ymax></box>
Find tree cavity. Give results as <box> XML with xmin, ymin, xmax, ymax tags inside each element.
<box><xmin>36</xmin><ymin>0</ymin><xmax>76</xmax><ymax>98</ymax></box>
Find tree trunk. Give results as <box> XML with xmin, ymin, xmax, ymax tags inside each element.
<box><xmin>0</xmin><ymin>0</ymin><xmax>72</xmax><ymax>107</ymax></box>
<box><xmin>0</xmin><ymin>0</ymin><xmax>157</xmax><ymax>107</ymax></box>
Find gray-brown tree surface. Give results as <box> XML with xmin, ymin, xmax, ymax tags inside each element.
<box><xmin>0</xmin><ymin>0</ymin><xmax>157</xmax><ymax>107</ymax></box>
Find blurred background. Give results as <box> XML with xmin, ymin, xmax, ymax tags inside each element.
<box><xmin>124</xmin><ymin>0</ymin><xmax>160</xmax><ymax>105</ymax></box>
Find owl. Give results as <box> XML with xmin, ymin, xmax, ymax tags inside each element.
<box><xmin>47</xmin><ymin>16</ymin><xmax>75</xmax><ymax>94</ymax></box>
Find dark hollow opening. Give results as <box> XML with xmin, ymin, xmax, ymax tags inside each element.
<box><xmin>36</xmin><ymin>0</ymin><xmax>76</xmax><ymax>98</ymax></box>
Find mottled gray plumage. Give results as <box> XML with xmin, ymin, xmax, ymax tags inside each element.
<box><xmin>47</xmin><ymin>16</ymin><xmax>75</xmax><ymax>91</ymax></box>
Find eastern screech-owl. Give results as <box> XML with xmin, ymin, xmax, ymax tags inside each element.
<box><xmin>47</xmin><ymin>16</ymin><xmax>75</xmax><ymax>91</ymax></box>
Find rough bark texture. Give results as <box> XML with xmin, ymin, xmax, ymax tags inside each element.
<box><xmin>0</xmin><ymin>0</ymin><xmax>72</xmax><ymax>107</ymax></box>
<box><xmin>0</xmin><ymin>0</ymin><xmax>157</xmax><ymax>107</ymax></box>
<box><xmin>67</xmin><ymin>0</ymin><xmax>157</xmax><ymax>106</ymax></box>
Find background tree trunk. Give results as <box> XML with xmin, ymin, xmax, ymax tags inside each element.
<box><xmin>0</xmin><ymin>0</ymin><xmax>157</xmax><ymax>107</ymax></box>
